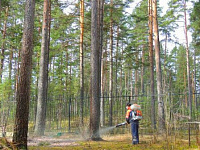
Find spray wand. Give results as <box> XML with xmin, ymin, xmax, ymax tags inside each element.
<box><xmin>115</xmin><ymin>122</ymin><xmax>127</xmax><ymax>128</ymax></box>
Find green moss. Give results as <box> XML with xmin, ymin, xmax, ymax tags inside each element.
<box><xmin>38</xmin><ymin>141</ymin><xmax>50</xmax><ymax>146</ymax></box>
<box><xmin>0</xmin><ymin>137</ymin><xmax>16</xmax><ymax>149</ymax></box>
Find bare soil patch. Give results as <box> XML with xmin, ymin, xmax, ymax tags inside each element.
<box><xmin>28</xmin><ymin>133</ymin><xmax>82</xmax><ymax>147</ymax></box>
<box><xmin>28</xmin><ymin>136</ymin><xmax>79</xmax><ymax>147</ymax></box>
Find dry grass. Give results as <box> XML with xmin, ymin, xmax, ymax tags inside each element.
<box><xmin>0</xmin><ymin>137</ymin><xmax>16</xmax><ymax>149</ymax></box>
<box><xmin>27</xmin><ymin>133</ymin><xmax>199</xmax><ymax>150</ymax></box>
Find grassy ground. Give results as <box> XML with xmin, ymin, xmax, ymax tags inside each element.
<box><xmin>28</xmin><ymin>134</ymin><xmax>200</xmax><ymax>150</ymax></box>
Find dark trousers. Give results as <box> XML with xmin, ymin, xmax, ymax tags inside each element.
<box><xmin>130</xmin><ymin>120</ymin><xmax>139</xmax><ymax>144</ymax></box>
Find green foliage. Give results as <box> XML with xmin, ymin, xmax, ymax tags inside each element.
<box><xmin>1</xmin><ymin>0</ymin><xmax>9</xmax><ymax>7</ymax></box>
<box><xmin>0</xmin><ymin>78</ymin><xmax>12</xmax><ymax>101</ymax></box>
<box><xmin>190</xmin><ymin>1</ymin><xmax>200</xmax><ymax>54</ymax></box>
<box><xmin>122</xmin><ymin>0</ymin><xmax>148</xmax><ymax>72</ymax></box>
<box><xmin>175</xmin><ymin>45</ymin><xmax>187</xmax><ymax>92</ymax></box>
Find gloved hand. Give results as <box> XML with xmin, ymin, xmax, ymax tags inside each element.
<box><xmin>126</xmin><ymin>118</ymin><xmax>130</xmax><ymax>124</ymax></box>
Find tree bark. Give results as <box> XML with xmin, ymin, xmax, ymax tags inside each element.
<box><xmin>12</xmin><ymin>0</ymin><xmax>35</xmax><ymax>149</ymax></box>
<box><xmin>193</xmin><ymin>50</ymin><xmax>197</xmax><ymax>110</ymax></box>
<box><xmin>148</xmin><ymin>0</ymin><xmax>156</xmax><ymax>129</ymax></box>
<box><xmin>141</xmin><ymin>44</ymin><xmax>145</xmax><ymax>95</ymax></box>
<box><xmin>116</xmin><ymin>26</ymin><xmax>119</xmax><ymax>97</ymax></box>
<box><xmin>34</xmin><ymin>0</ymin><xmax>50</xmax><ymax>136</ymax></box>
<box><xmin>100</xmin><ymin>50</ymin><xmax>105</xmax><ymax>126</ymax></box>
<box><xmin>152</xmin><ymin>0</ymin><xmax>165</xmax><ymax>131</ymax></box>
<box><xmin>134</xmin><ymin>52</ymin><xmax>138</xmax><ymax>102</ymax></box>
<box><xmin>184</xmin><ymin>0</ymin><xmax>192</xmax><ymax>120</ymax></box>
<box><xmin>163</xmin><ymin>34</ymin><xmax>168</xmax><ymax>95</ymax></box>
<box><xmin>90</xmin><ymin>0</ymin><xmax>100</xmax><ymax>140</ymax></box>
<box><xmin>100</xmin><ymin>38</ymin><xmax>107</xmax><ymax>127</ymax></box>
<box><xmin>80</xmin><ymin>0</ymin><xmax>84</xmax><ymax>126</ymax></box>
<box><xmin>99</xmin><ymin>0</ymin><xmax>105</xmax><ymax>127</ymax></box>
<box><xmin>109</xmin><ymin>0</ymin><xmax>113</xmax><ymax>126</ymax></box>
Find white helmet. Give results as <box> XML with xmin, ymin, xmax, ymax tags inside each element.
<box><xmin>130</xmin><ymin>104</ymin><xmax>141</xmax><ymax>110</ymax></box>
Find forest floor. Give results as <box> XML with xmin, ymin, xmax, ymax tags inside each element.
<box><xmin>28</xmin><ymin>133</ymin><xmax>80</xmax><ymax>147</ymax></box>
<box><xmin>1</xmin><ymin>131</ymin><xmax>199</xmax><ymax>149</ymax></box>
<box><xmin>26</xmin><ymin>132</ymin><xmax>199</xmax><ymax>150</ymax></box>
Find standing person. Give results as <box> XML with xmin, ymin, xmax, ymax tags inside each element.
<box><xmin>126</xmin><ymin>104</ymin><xmax>142</xmax><ymax>144</ymax></box>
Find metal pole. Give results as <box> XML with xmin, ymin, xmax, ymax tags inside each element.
<box><xmin>188</xmin><ymin>124</ymin><xmax>190</xmax><ymax>146</ymax></box>
<box><xmin>68</xmin><ymin>97</ymin><xmax>71</xmax><ymax>132</ymax></box>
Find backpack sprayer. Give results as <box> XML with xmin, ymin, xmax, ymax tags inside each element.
<box><xmin>115</xmin><ymin>104</ymin><xmax>142</xmax><ymax>128</ymax></box>
<box><xmin>115</xmin><ymin>122</ymin><xmax>127</xmax><ymax>127</ymax></box>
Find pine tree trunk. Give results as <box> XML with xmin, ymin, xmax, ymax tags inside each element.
<box><xmin>148</xmin><ymin>0</ymin><xmax>156</xmax><ymax>129</ymax></box>
<box><xmin>34</xmin><ymin>0</ymin><xmax>50</xmax><ymax>136</ymax></box>
<box><xmin>108</xmin><ymin>0</ymin><xmax>113</xmax><ymax>126</ymax></box>
<box><xmin>131</xmin><ymin>70</ymin><xmax>133</xmax><ymax>100</ymax></box>
<box><xmin>193</xmin><ymin>50</ymin><xmax>197</xmax><ymax>110</ymax></box>
<box><xmin>12</xmin><ymin>0</ymin><xmax>35</xmax><ymax>149</ymax></box>
<box><xmin>141</xmin><ymin>44</ymin><xmax>145</xmax><ymax>95</ymax></box>
<box><xmin>90</xmin><ymin>0</ymin><xmax>100</xmax><ymax>140</ymax></box>
<box><xmin>120</xmin><ymin>40</ymin><xmax>124</xmax><ymax>95</ymax></box>
<box><xmin>80</xmin><ymin>0</ymin><xmax>84</xmax><ymax>126</ymax></box>
<box><xmin>134</xmin><ymin>52</ymin><xmax>138</xmax><ymax>102</ymax></box>
<box><xmin>99</xmin><ymin>0</ymin><xmax>105</xmax><ymax>127</ymax></box>
<box><xmin>100</xmin><ymin>38</ymin><xmax>107</xmax><ymax>127</ymax></box>
<box><xmin>184</xmin><ymin>0</ymin><xmax>192</xmax><ymax>120</ymax></box>
<box><xmin>163</xmin><ymin>34</ymin><xmax>168</xmax><ymax>95</ymax></box>
<box><xmin>116</xmin><ymin>26</ymin><xmax>119</xmax><ymax>97</ymax></box>
<box><xmin>152</xmin><ymin>0</ymin><xmax>165</xmax><ymax>131</ymax></box>
<box><xmin>100</xmin><ymin>53</ymin><xmax>104</xmax><ymax>126</ymax></box>
<box><xmin>65</xmin><ymin>41</ymin><xmax>68</xmax><ymax>94</ymax></box>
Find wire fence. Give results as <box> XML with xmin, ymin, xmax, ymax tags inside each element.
<box><xmin>0</xmin><ymin>92</ymin><xmax>200</xmax><ymax>137</ymax></box>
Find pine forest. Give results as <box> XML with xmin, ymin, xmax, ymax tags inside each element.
<box><xmin>0</xmin><ymin>0</ymin><xmax>200</xmax><ymax>149</ymax></box>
